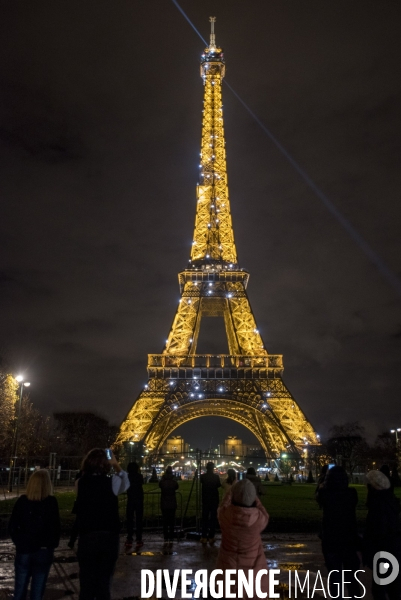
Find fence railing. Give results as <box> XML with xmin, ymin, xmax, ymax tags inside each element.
<box><xmin>0</xmin><ymin>484</ymin><xmax>187</xmax><ymax>538</ymax></box>
<box><xmin>119</xmin><ymin>490</ymin><xmax>185</xmax><ymax>532</ymax></box>
<box><xmin>0</xmin><ymin>467</ymin><xmax>80</xmax><ymax>498</ymax></box>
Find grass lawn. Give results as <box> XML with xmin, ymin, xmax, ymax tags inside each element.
<box><xmin>1</xmin><ymin>481</ymin><xmax>400</xmax><ymax>535</ymax></box>
<box><xmin>258</xmin><ymin>483</ymin><xmax>374</xmax><ymax>532</ymax></box>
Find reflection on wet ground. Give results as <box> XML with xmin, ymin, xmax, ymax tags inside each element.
<box><xmin>0</xmin><ymin>534</ymin><xmax>373</xmax><ymax>599</ymax></box>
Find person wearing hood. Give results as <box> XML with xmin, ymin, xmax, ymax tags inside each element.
<box><xmin>246</xmin><ymin>467</ymin><xmax>264</xmax><ymax>497</ymax></box>
<box><xmin>364</xmin><ymin>470</ymin><xmax>401</xmax><ymax>600</ymax></box>
<box><xmin>159</xmin><ymin>466</ymin><xmax>178</xmax><ymax>546</ymax></box>
<box><xmin>216</xmin><ymin>478</ymin><xmax>269</xmax><ymax>599</ymax></box>
<box><xmin>316</xmin><ymin>465</ymin><xmax>362</xmax><ymax>598</ymax></box>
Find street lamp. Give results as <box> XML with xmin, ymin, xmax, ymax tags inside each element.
<box><xmin>390</xmin><ymin>428</ymin><xmax>401</xmax><ymax>445</ymax></box>
<box><xmin>8</xmin><ymin>375</ymin><xmax>31</xmax><ymax>492</ymax></box>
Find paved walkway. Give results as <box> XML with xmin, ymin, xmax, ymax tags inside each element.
<box><xmin>0</xmin><ymin>534</ymin><xmax>374</xmax><ymax>599</ymax></box>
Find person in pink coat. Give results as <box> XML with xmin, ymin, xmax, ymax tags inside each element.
<box><xmin>216</xmin><ymin>478</ymin><xmax>269</xmax><ymax>599</ymax></box>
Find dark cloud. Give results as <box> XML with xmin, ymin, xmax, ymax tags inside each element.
<box><xmin>0</xmin><ymin>1</ymin><xmax>400</xmax><ymax>447</ymax></box>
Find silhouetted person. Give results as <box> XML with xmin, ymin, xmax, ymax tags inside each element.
<box><xmin>380</xmin><ymin>464</ymin><xmax>394</xmax><ymax>493</ymax></box>
<box><xmin>125</xmin><ymin>462</ymin><xmax>144</xmax><ymax>550</ymax></box>
<box><xmin>315</xmin><ymin>464</ymin><xmax>329</xmax><ymax>506</ymax></box>
<box><xmin>316</xmin><ymin>466</ymin><xmax>362</xmax><ymax>598</ymax></box>
<box><xmin>75</xmin><ymin>449</ymin><xmax>129</xmax><ymax>600</ymax></box>
<box><xmin>200</xmin><ymin>462</ymin><xmax>221</xmax><ymax>544</ymax></box>
<box><xmin>246</xmin><ymin>467</ymin><xmax>264</xmax><ymax>496</ymax></box>
<box><xmin>149</xmin><ymin>467</ymin><xmax>158</xmax><ymax>483</ymax></box>
<box><xmin>222</xmin><ymin>469</ymin><xmax>237</xmax><ymax>497</ymax></box>
<box><xmin>391</xmin><ymin>464</ymin><xmax>401</xmax><ymax>488</ymax></box>
<box><xmin>317</xmin><ymin>464</ymin><xmax>329</xmax><ymax>486</ymax></box>
<box><xmin>364</xmin><ymin>470</ymin><xmax>401</xmax><ymax>600</ymax></box>
<box><xmin>159</xmin><ymin>466</ymin><xmax>178</xmax><ymax>545</ymax></box>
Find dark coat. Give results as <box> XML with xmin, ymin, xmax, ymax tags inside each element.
<box><xmin>8</xmin><ymin>495</ymin><xmax>60</xmax><ymax>553</ymax></box>
<box><xmin>363</xmin><ymin>488</ymin><xmax>401</xmax><ymax>567</ymax></box>
<box><xmin>76</xmin><ymin>474</ymin><xmax>120</xmax><ymax>534</ymax></box>
<box><xmin>200</xmin><ymin>472</ymin><xmax>221</xmax><ymax>506</ymax></box>
<box><xmin>159</xmin><ymin>474</ymin><xmax>178</xmax><ymax>511</ymax></box>
<box><xmin>127</xmin><ymin>472</ymin><xmax>144</xmax><ymax>504</ymax></box>
<box><xmin>316</xmin><ymin>486</ymin><xmax>359</xmax><ymax>552</ymax></box>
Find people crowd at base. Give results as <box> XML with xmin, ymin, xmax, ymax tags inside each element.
<box><xmin>7</xmin><ymin>456</ymin><xmax>401</xmax><ymax>600</ymax></box>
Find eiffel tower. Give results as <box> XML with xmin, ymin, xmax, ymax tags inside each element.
<box><xmin>117</xmin><ymin>18</ymin><xmax>318</xmax><ymax>457</ymax></box>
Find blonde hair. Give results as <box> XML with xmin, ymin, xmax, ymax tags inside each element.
<box><xmin>26</xmin><ymin>469</ymin><xmax>53</xmax><ymax>501</ymax></box>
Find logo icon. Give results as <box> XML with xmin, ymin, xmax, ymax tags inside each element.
<box><xmin>373</xmin><ymin>551</ymin><xmax>399</xmax><ymax>586</ymax></box>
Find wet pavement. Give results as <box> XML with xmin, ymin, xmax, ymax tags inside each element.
<box><xmin>0</xmin><ymin>534</ymin><xmax>374</xmax><ymax>599</ymax></box>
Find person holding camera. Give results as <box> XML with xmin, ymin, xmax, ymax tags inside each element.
<box><xmin>75</xmin><ymin>448</ymin><xmax>129</xmax><ymax>600</ymax></box>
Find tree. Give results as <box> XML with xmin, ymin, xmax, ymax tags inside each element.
<box><xmin>327</xmin><ymin>422</ymin><xmax>370</xmax><ymax>479</ymax></box>
<box><xmin>53</xmin><ymin>412</ymin><xmax>118</xmax><ymax>456</ymax></box>
<box><xmin>0</xmin><ymin>358</ymin><xmax>53</xmax><ymax>462</ymax></box>
<box><xmin>280</xmin><ymin>458</ymin><xmax>292</xmax><ymax>480</ymax></box>
<box><xmin>306</xmin><ymin>442</ymin><xmax>334</xmax><ymax>478</ymax></box>
<box><xmin>0</xmin><ymin>371</ymin><xmax>18</xmax><ymax>457</ymax></box>
<box><xmin>16</xmin><ymin>396</ymin><xmax>52</xmax><ymax>458</ymax></box>
<box><xmin>371</xmin><ymin>432</ymin><xmax>397</xmax><ymax>467</ymax></box>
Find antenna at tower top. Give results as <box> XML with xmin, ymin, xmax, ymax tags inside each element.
<box><xmin>209</xmin><ymin>16</ymin><xmax>216</xmax><ymax>49</ymax></box>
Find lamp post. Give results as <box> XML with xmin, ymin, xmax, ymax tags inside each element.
<box><xmin>8</xmin><ymin>375</ymin><xmax>31</xmax><ymax>493</ymax></box>
<box><xmin>390</xmin><ymin>428</ymin><xmax>401</xmax><ymax>445</ymax></box>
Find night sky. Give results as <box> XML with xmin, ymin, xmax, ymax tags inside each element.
<box><xmin>1</xmin><ymin>1</ymin><xmax>400</xmax><ymax>448</ymax></box>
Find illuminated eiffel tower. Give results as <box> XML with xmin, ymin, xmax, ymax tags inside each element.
<box><xmin>117</xmin><ymin>18</ymin><xmax>318</xmax><ymax>457</ymax></box>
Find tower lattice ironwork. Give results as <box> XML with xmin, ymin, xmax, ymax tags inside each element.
<box><xmin>117</xmin><ymin>19</ymin><xmax>318</xmax><ymax>457</ymax></box>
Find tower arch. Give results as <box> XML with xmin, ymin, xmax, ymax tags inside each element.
<box><xmin>144</xmin><ymin>399</ymin><xmax>286</xmax><ymax>457</ymax></box>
